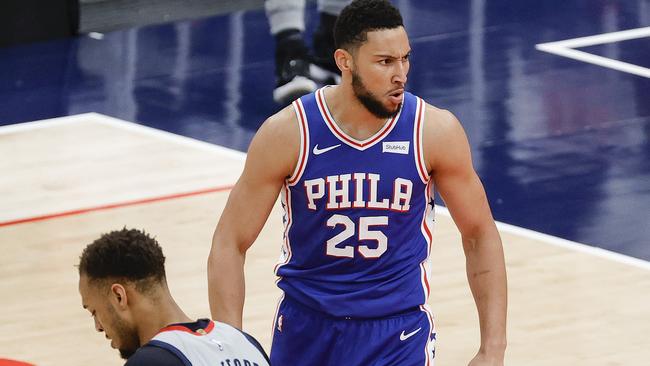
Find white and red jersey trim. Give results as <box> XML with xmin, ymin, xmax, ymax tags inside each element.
<box><xmin>414</xmin><ymin>97</ymin><xmax>430</xmax><ymax>184</ymax></box>
<box><xmin>315</xmin><ymin>87</ymin><xmax>402</xmax><ymax>151</ymax></box>
<box><xmin>419</xmin><ymin>179</ymin><xmax>435</xmax><ymax>302</ymax></box>
<box><xmin>287</xmin><ymin>98</ymin><xmax>309</xmax><ymax>186</ymax></box>
<box><xmin>419</xmin><ymin>304</ymin><xmax>436</xmax><ymax>366</ymax></box>
<box><xmin>156</xmin><ymin>320</ymin><xmax>215</xmax><ymax>336</ymax></box>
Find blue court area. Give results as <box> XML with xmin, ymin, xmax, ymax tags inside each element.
<box><xmin>0</xmin><ymin>0</ymin><xmax>648</xmax><ymax>260</ymax></box>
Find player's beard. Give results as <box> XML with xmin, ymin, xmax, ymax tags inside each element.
<box><xmin>352</xmin><ymin>70</ymin><xmax>401</xmax><ymax>119</ymax></box>
<box><xmin>107</xmin><ymin>306</ymin><xmax>140</xmax><ymax>360</ymax></box>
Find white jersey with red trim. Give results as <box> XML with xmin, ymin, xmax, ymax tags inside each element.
<box><xmin>275</xmin><ymin>87</ymin><xmax>435</xmax><ymax>318</ymax></box>
<box><xmin>149</xmin><ymin>320</ymin><xmax>270</xmax><ymax>366</ymax></box>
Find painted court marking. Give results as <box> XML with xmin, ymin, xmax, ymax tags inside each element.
<box><xmin>536</xmin><ymin>26</ymin><xmax>650</xmax><ymax>78</ymax></box>
<box><xmin>0</xmin><ymin>113</ymin><xmax>244</xmax><ymax>225</ymax></box>
<box><xmin>0</xmin><ymin>113</ymin><xmax>246</xmax><ymax>160</ymax></box>
<box><xmin>0</xmin><ymin>359</ymin><xmax>35</xmax><ymax>366</ymax></box>
<box><xmin>435</xmin><ymin>206</ymin><xmax>650</xmax><ymax>272</ymax></box>
<box><xmin>1</xmin><ymin>113</ymin><xmax>648</xmax><ymax>271</ymax></box>
<box><xmin>0</xmin><ymin>185</ymin><xmax>233</xmax><ymax>227</ymax></box>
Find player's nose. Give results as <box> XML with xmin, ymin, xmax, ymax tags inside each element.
<box><xmin>392</xmin><ymin>60</ymin><xmax>408</xmax><ymax>85</ymax></box>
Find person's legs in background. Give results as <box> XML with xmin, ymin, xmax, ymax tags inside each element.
<box><xmin>266</xmin><ymin>0</ymin><xmax>316</xmax><ymax>105</ymax></box>
<box><xmin>265</xmin><ymin>0</ymin><xmax>350</xmax><ymax>105</ymax></box>
<box><xmin>310</xmin><ymin>0</ymin><xmax>349</xmax><ymax>85</ymax></box>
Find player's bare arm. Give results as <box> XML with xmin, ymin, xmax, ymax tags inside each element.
<box><xmin>423</xmin><ymin>104</ymin><xmax>508</xmax><ymax>365</ymax></box>
<box><xmin>208</xmin><ymin>105</ymin><xmax>300</xmax><ymax>329</ymax></box>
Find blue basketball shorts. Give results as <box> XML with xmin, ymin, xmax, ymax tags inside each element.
<box><xmin>270</xmin><ymin>296</ymin><xmax>436</xmax><ymax>366</ymax></box>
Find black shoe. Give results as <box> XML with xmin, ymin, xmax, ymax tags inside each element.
<box><xmin>273</xmin><ymin>30</ymin><xmax>318</xmax><ymax>105</ymax></box>
<box><xmin>309</xmin><ymin>63</ymin><xmax>341</xmax><ymax>86</ymax></box>
<box><xmin>311</xmin><ymin>13</ymin><xmax>341</xmax><ymax>85</ymax></box>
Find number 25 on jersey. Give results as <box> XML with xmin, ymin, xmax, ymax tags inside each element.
<box><xmin>326</xmin><ymin>214</ymin><xmax>388</xmax><ymax>259</ymax></box>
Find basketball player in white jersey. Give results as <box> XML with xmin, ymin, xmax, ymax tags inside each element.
<box><xmin>78</xmin><ymin>228</ymin><xmax>270</xmax><ymax>366</ymax></box>
<box><xmin>209</xmin><ymin>1</ymin><xmax>507</xmax><ymax>365</ymax></box>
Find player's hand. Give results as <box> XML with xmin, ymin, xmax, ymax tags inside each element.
<box><xmin>467</xmin><ymin>351</ymin><xmax>504</xmax><ymax>366</ymax></box>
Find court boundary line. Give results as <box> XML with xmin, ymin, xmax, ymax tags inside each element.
<box><xmin>0</xmin><ymin>185</ymin><xmax>234</xmax><ymax>227</ymax></box>
<box><xmin>435</xmin><ymin>206</ymin><xmax>650</xmax><ymax>271</ymax></box>
<box><xmin>536</xmin><ymin>26</ymin><xmax>650</xmax><ymax>78</ymax></box>
<box><xmin>0</xmin><ymin>114</ymin><xmax>91</xmax><ymax>133</ymax></box>
<box><xmin>0</xmin><ymin>112</ymin><xmax>247</xmax><ymax>160</ymax></box>
<box><xmin>0</xmin><ymin>113</ymin><xmax>244</xmax><ymax>226</ymax></box>
<box><xmin>89</xmin><ymin>113</ymin><xmax>246</xmax><ymax>160</ymax></box>
<box><xmin>2</xmin><ymin>113</ymin><xmax>648</xmax><ymax>270</ymax></box>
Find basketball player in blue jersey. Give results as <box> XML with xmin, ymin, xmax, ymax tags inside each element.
<box><xmin>209</xmin><ymin>0</ymin><xmax>507</xmax><ymax>365</ymax></box>
<box><xmin>78</xmin><ymin>228</ymin><xmax>270</xmax><ymax>366</ymax></box>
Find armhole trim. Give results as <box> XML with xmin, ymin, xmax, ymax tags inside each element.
<box><xmin>287</xmin><ymin>99</ymin><xmax>309</xmax><ymax>186</ymax></box>
<box><xmin>147</xmin><ymin>340</ymin><xmax>192</xmax><ymax>366</ymax></box>
<box><xmin>240</xmin><ymin>330</ymin><xmax>271</xmax><ymax>362</ymax></box>
<box><xmin>414</xmin><ymin>97</ymin><xmax>430</xmax><ymax>183</ymax></box>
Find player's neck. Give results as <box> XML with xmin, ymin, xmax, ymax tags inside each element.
<box><xmin>136</xmin><ymin>293</ymin><xmax>193</xmax><ymax>345</ymax></box>
<box><xmin>324</xmin><ymin>85</ymin><xmax>389</xmax><ymax>140</ymax></box>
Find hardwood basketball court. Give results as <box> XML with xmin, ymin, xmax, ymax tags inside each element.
<box><xmin>1</xmin><ymin>114</ymin><xmax>648</xmax><ymax>365</ymax></box>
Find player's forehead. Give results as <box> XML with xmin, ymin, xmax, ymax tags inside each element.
<box><xmin>359</xmin><ymin>27</ymin><xmax>410</xmax><ymax>57</ymax></box>
<box><xmin>79</xmin><ymin>274</ymin><xmax>100</xmax><ymax>305</ymax></box>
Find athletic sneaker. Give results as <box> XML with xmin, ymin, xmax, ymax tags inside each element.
<box><xmin>309</xmin><ymin>63</ymin><xmax>341</xmax><ymax>86</ymax></box>
<box><xmin>273</xmin><ymin>30</ymin><xmax>318</xmax><ymax>105</ymax></box>
<box><xmin>310</xmin><ymin>13</ymin><xmax>341</xmax><ymax>85</ymax></box>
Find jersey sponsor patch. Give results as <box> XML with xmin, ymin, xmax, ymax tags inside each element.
<box><xmin>382</xmin><ymin>141</ymin><xmax>410</xmax><ymax>154</ymax></box>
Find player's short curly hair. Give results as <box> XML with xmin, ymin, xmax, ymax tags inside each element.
<box><xmin>334</xmin><ymin>0</ymin><xmax>404</xmax><ymax>51</ymax></box>
<box><xmin>78</xmin><ymin>228</ymin><xmax>166</xmax><ymax>288</ymax></box>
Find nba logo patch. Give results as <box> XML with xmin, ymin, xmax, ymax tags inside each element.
<box><xmin>277</xmin><ymin>314</ymin><xmax>283</xmax><ymax>332</ymax></box>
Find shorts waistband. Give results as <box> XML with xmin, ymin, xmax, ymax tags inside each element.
<box><xmin>282</xmin><ymin>295</ymin><xmax>423</xmax><ymax>321</ymax></box>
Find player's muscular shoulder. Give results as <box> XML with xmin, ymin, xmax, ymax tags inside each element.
<box><xmin>421</xmin><ymin>103</ymin><xmax>469</xmax><ymax>173</ymax></box>
<box><xmin>258</xmin><ymin>104</ymin><xmax>300</xmax><ymax>145</ymax></box>
<box><xmin>423</xmin><ymin>103</ymin><xmax>459</xmax><ymax>137</ymax></box>
<box><xmin>249</xmin><ymin>104</ymin><xmax>301</xmax><ymax>179</ymax></box>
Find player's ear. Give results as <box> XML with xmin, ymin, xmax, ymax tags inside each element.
<box><xmin>110</xmin><ymin>283</ymin><xmax>128</xmax><ymax>309</ymax></box>
<box><xmin>334</xmin><ymin>48</ymin><xmax>353</xmax><ymax>72</ymax></box>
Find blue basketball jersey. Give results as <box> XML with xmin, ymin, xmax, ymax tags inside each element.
<box><xmin>275</xmin><ymin>87</ymin><xmax>435</xmax><ymax>318</ymax></box>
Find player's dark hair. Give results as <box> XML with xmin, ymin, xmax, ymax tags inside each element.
<box><xmin>78</xmin><ymin>228</ymin><xmax>166</xmax><ymax>290</ymax></box>
<box><xmin>334</xmin><ymin>0</ymin><xmax>404</xmax><ymax>51</ymax></box>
